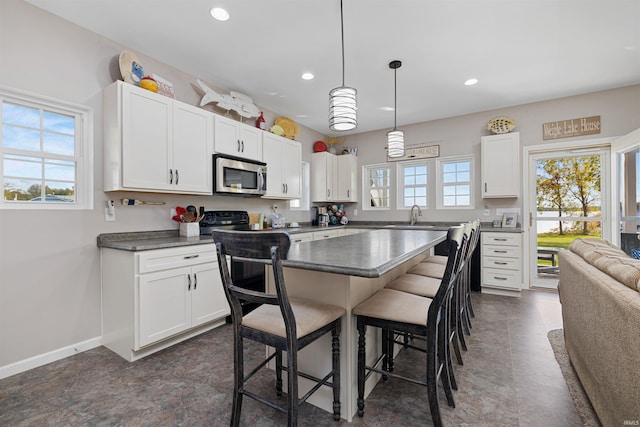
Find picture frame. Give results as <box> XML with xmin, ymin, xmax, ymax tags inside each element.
<box><xmin>501</xmin><ymin>213</ymin><xmax>517</xmax><ymax>228</ymax></box>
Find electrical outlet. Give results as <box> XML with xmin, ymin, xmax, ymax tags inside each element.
<box><xmin>171</xmin><ymin>208</ymin><xmax>177</xmax><ymax>218</ymax></box>
<box><xmin>483</xmin><ymin>208</ymin><xmax>490</xmax><ymax>216</ymax></box>
<box><xmin>104</xmin><ymin>200</ymin><xmax>115</xmax><ymax>221</ymax></box>
<box><xmin>353</xmin><ymin>209</ymin><xmax>358</xmax><ymax>216</ymax></box>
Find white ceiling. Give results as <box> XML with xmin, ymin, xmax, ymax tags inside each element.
<box><xmin>24</xmin><ymin>0</ymin><xmax>640</xmax><ymax>137</ymax></box>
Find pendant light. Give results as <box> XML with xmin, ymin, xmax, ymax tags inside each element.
<box><xmin>329</xmin><ymin>0</ymin><xmax>357</xmax><ymax>131</ymax></box>
<box><xmin>387</xmin><ymin>60</ymin><xmax>405</xmax><ymax>158</ymax></box>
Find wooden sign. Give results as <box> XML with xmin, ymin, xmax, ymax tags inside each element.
<box><xmin>542</xmin><ymin>115</ymin><xmax>601</xmax><ymax>140</ymax></box>
<box><xmin>387</xmin><ymin>144</ymin><xmax>439</xmax><ymax>162</ymax></box>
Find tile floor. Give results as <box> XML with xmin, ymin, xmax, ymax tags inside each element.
<box><xmin>0</xmin><ymin>290</ymin><xmax>582</xmax><ymax>426</ymax></box>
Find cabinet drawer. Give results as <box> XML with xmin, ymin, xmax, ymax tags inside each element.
<box><xmin>483</xmin><ymin>256</ymin><xmax>521</xmax><ymax>270</ymax></box>
<box><xmin>482</xmin><ymin>268</ymin><xmax>521</xmax><ymax>290</ymax></box>
<box><xmin>291</xmin><ymin>232</ymin><xmax>314</xmax><ymax>243</ymax></box>
<box><xmin>482</xmin><ymin>245</ymin><xmax>520</xmax><ymax>258</ymax></box>
<box><xmin>482</xmin><ymin>232</ymin><xmax>521</xmax><ymax>246</ymax></box>
<box><xmin>138</xmin><ymin>244</ymin><xmax>216</xmax><ymax>274</ymax></box>
<box><xmin>314</xmin><ymin>229</ymin><xmax>340</xmax><ymax>240</ymax></box>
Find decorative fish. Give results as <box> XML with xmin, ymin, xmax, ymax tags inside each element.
<box><xmin>196</xmin><ymin>79</ymin><xmax>260</xmax><ymax>119</ymax></box>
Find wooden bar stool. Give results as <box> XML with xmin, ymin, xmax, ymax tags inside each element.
<box><xmin>353</xmin><ymin>226</ymin><xmax>465</xmax><ymax>427</ymax></box>
<box><xmin>213</xmin><ymin>230</ymin><xmax>345</xmax><ymax>427</ymax></box>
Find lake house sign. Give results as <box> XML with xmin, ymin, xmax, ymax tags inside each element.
<box><xmin>542</xmin><ymin>115</ymin><xmax>601</xmax><ymax>140</ymax></box>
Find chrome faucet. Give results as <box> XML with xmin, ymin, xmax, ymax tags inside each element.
<box><xmin>410</xmin><ymin>204</ymin><xmax>423</xmax><ymax>225</ymax></box>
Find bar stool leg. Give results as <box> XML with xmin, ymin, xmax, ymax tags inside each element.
<box><xmin>276</xmin><ymin>349</ymin><xmax>283</xmax><ymax>396</ymax></box>
<box><xmin>231</xmin><ymin>334</ymin><xmax>244</xmax><ymax>427</ymax></box>
<box><xmin>331</xmin><ymin>323</ymin><xmax>341</xmax><ymax>421</ymax></box>
<box><xmin>357</xmin><ymin>318</ymin><xmax>366</xmax><ymax>417</ymax></box>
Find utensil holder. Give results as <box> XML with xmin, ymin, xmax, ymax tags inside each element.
<box><xmin>179</xmin><ymin>222</ymin><xmax>200</xmax><ymax>237</ymax></box>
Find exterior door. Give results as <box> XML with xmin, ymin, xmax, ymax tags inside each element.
<box><xmin>528</xmin><ymin>146</ymin><xmax>610</xmax><ymax>289</ymax></box>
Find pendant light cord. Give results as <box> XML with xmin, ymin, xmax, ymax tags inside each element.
<box><xmin>393</xmin><ymin>67</ymin><xmax>397</xmax><ymax>131</ymax></box>
<box><xmin>340</xmin><ymin>0</ymin><xmax>346</xmax><ymax>86</ymax></box>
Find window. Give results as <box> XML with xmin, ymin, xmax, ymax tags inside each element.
<box><xmin>363</xmin><ymin>163</ymin><xmax>391</xmax><ymax>209</ymax></box>
<box><xmin>289</xmin><ymin>161</ymin><xmax>309</xmax><ymax>210</ymax></box>
<box><xmin>1</xmin><ymin>85</ymin><xmax>93</xmax><ymax>209</ymax></box>
<box><xmin>397</xmin><ymin>160</ymin><xmax>428</xmax><ymax>209</ymax></box>
<box><xmin>437</xmin><ymin>156</ymin><xmax>474</xmax><ymax>209</ymax></box>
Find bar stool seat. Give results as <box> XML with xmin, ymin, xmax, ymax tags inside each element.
<box><xmin>354</xmin><ymin>288</ymin><xmax>430</xmax><ymax>324</ymax></box>
<box><xmin>408</xmin><ymin>261</ymin><xmax>446</xmax><ymax>278</ymax></box>
<box><xmin>385</xmin><ymin>273</ymin><xmax>440</xmax><ymax>297</ymax></box>
<box><xmin>243</xmin><ymin>297</ymin><xmax>345</xmax><ymax>339</ymax></box>
<box><xmin>421</xmin><ymin>254</ymin><xmax>448</xmax><ymax>265</ymax></box>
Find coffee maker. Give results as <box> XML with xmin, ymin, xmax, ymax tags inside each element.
<box><xmin>311</xmin><ymin>206</ymin><xmax>318</xmax><ymax>226</ymax></box>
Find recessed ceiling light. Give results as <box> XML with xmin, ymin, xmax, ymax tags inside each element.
<box><xmin>464</xmin><ymin>78</ymin><xmax>478</xmax><ymax>86</ymax></box>
<box><xmin>210</xmin><ymin>7</ymin><xmax>229</xmax><ymax>21</ymax></box>
<box><xmin>301</xmin><ymin>72</ymin><xmax>314</xmax><ymax>80</ymax></box>
<box><xmin>381</xmin><ymin>106</ymin><xmax>395</xmax><ymax>111</ymax></box>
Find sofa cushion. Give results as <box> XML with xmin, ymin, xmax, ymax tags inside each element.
<box><xmin>592</xmin><ymin>256</ymin><xmax>640</xmax><ymax>291</ymax></box>
<box><xmin>569</xmin><ymin>238</ymin><xmax>626</xmax><ymax>262</ymax></box>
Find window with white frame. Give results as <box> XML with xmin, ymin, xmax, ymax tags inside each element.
<box><xmin>437</xmin><ymin>156</ymin><xmax>474</xmax><ymax>209</ymax></box>
<box><xmin>289</xmin><ymin>161</ymin><xmax>309</xmax><ymax>210</ymax></box>
<box><xmin>363</xmin><ymin>163</ymin><xmax>391</xmax><ymax>209</ymax></box>
<box><xmin>397</xmin><ymin>160</ymin><xmax>428</xmax><ymax>209</ymax></box>
<box><xmin>1</xmin><ymin>86</ymin><xmax>93</xmax><ymax>209</ymax></box>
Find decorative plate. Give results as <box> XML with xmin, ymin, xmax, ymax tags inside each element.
<box><xmin>313</xmin><ymin>140</ymin><xmax>328</xmax><ymax>152</ymax></box>
<box><xmin>119</xmin><ymin>50</ymin><xmax>144</xmax><ymax>86</ymax></box>
<box><xmin>275</xmin><ymin>116</ymin><xmax>299</xmax><ymax>140</ymax></box>
<box><xmin>487</xmin><ymin>116</ymin><xmax>516</xmax><ymax>134</ymax></box>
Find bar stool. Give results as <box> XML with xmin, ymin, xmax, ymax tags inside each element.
<box><xmin>353</xmin><ymin>226</ymin><xmax>465</xmax><ymax>427</ymax></box>
<box><xmin>213</xmin><ymin>229</ymin><xmax>345</xmax><ymax>427</ymax></box>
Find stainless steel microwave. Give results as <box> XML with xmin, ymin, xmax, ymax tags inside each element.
<box><xmin>213</xmin><ymin>154</ymin><xmax>267</xmax><ymax>196</ymax></box>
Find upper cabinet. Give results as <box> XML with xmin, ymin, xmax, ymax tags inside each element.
<box><xmin>213</xmin><ymin>114</ymin><xmax>262</xmax><ymax>161</ymax></box>
<box><xmin>103</xmin><ymin>81</ymin><xmax>212</xmax><ymax>194</ymax></box>
<box><xmin>311</xmin><ymin>152</ymin><xmax>337</xmax><ymax>202</ymax></box>
<box><xmin>311</xmin><ymin>152</ymin><xmax>358</xmax><ymax>202</ymax></box>
<box><xmin>481</xmin><ymin>132</ymin><xmax>520</xmax><ymax>198</ymax></box>
<box><xmin>262</xmin><ymin>132</ymin><xmax>301</xmax><ymax>199</ymax></box>
<box><xmin>336</xmin><ymin>154</ymin><xmax>358</xmax><ymax>202</ymax></box>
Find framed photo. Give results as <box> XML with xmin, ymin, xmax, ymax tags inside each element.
<box><xmin>501</xmin><ymin>213</ymin><xmax>517</xmax><ymax>228</ymax></box>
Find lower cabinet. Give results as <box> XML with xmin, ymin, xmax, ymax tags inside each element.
<box><xmin>481</xmin><ymin>232</ymin><xmax>522</xmax><ymax>296</ymax></box>
<box><xmin>101</xmin><ymin>244</ymin><xmax>230</xmax><ymax>361</ymax></box>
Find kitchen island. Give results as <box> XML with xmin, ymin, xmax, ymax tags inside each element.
<box><xmin>265</xmin><ymin>229</ymin><xmax>447</xmax><ymax>421</ymax></box>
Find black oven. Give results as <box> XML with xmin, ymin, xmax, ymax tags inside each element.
<box><xmin>201</xmin><ymin>210</ymin><xmax>265</xmax><ymax>318</ymax></box>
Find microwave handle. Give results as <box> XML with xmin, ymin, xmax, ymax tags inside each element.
<box><xmin>258</xmin><ymin>170</ymin><xmax>265</xmax><ymax>191</ymax></box>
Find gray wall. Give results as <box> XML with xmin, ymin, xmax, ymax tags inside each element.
<box><xmin>1</xmin><ymin>0</ymin><xmax>639</xmax><ymax>372</ymax></box>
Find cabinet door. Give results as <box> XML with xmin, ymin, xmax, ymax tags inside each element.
<box><xmin>137</xmin><ymin>267</ymin><xmax>190</xmax><ymax>348</ymax></box>
<box><xmin>191</xmin><ymin>262</ymin><xmax>230</xmax><ymax>327</ymax></box>
<box><xmin>282</xmin><ymin>139</ymin><xmax>302</xmax><ymax>199</ymax></box>
<box><xmin>122</xmin><ymin>84</ymin><xmax>172</xmax><ymax>190</ymax></box>
<box><xmin>214</xmin><ymin>115</ymin><xmax>241</xmax><ymax>157</ymax></box>
<box><xmin>238</xmin><ymin>124</ymin><xmax>262</xmax><ymax>161</ymax></box>
<box><xmin>172</xmin><ymin>103</ymin><xmax>212</xmax><ymax>193</ymax></box>
<box><xmin>337</xmin><ymin>154</ymin><xmax>357</xmax><ymax>201</ymax></box>
<box><xmin>481</xmin><ymin>132</ymin><xmax>520</xmax><ymax>198</ymax></box>
<box><xmin>262</xmin><ymin>133</ymin><xmax>284</xmax><ymax>197</ymax></box>
<box><xmin>311</xmin><ymin>152</ymin><xmax>337</xmax><ymax>202</ymax></box>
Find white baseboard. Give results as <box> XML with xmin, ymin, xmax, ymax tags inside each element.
<box><xmin>0</xmin><ymin>336</ymin><xmax>102</xmax><ymax>380</ymax></box>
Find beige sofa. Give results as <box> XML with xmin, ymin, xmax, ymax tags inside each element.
<box><xmin>558</xmin><ymin>238</ymin><xmax>640</xmax><ymax>426</ymax></box>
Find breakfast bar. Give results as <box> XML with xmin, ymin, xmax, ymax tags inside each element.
<box><xmin>266</xmin><ymin>229</ymin><xmax>448</xmax><ymax>421</ymax></box>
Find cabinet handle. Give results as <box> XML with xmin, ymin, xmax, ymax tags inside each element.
<box><xmin>285</xmin><ymin>183</ymin><xmax>288</xmax><ymax>193</ymax></box>
<box><xmin>347</xmin><ymin>189</ymin><xmax>350</xmax><ymax>198</ymax></box>
<box><xmin>187</xmin><ymin>274</ymin><xmax>191</xmax><ymax>290</ymax></box>
<box><xmin>484</xmin><ymin>183</ymin><xmax>487</xmax><ymax>192</ymax></box>
<box><xmin>184</xmin><ymin>254</ymin><xmax>200</xmax><ymax>259</ymax></box>
<box><xmin>494</xmin><ymin>250</ymin><xmax>508</xmax><ymax>253</ymax></box>
<box><xmin>193</xmin><ymin>273</ymin><xmax>197</xmax><ymax>290</ymax></box>
<box><xmin>494</xmin><ymin>262</ymin><xmax>508</xmax><ymax>265</ymax></box>
<box><xmin>169</xmin><ymin>169</ymin><xmax>173</xmax><ymax>184</ymax></box>
<box><xmin>327</xmin><ymin>189</ymin><xmax>330</xmax><ymax>198</ymax></box>
<box><xmin>237</xmin><ymin>140</ymin><xmax>241</xmax><ymax>151</ymax></box>
<box><xmin>175</xmin><ymin>169</ymin><xmax>179</xmax><ymax>185</ymax></box>
<box><xmin>282</xmin><ymin>183</ymin><xmax>285</xmax><ymax>193</ymax></box>
<box><xmin>493</xmin><ymin>238</ymin><xmax>508</xmax><ymax>241</ymax></box>
<box><xmin>493</xmin><ymin>276</ymin><xmax>508</xmax><ymax>280</ymax></box>
<box><xmin>241</xmin><ymin>140</ymin><xmax>244</xmax><ymax>152</ymax></box>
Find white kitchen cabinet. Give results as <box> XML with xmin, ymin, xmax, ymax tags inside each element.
<box><xmin>290</xmin><ymin>232</ymin><xmax>315</xmax><ymax>244</ymax></box>
<box><xmin>262</xmin><ymin>132</ymin><xmax>302</xmax><ymax>199</ymax></box>
<box><xmin>311</xmin><ymin>152</ymin><xmax>338</xmax><ymax>202</ymax></box>
<box><xmin>103</xmin><ymin>81</ymin><xmax>212</xmax><ymax>194</ymax></box>
<box><xmin>481</xmin><ymin>232</ymin><xmax>522</xmax><ymax>296</ymax></box>
<box><xmin>481</xmin><ymin>132</ymin><xmax>520</xmax><ymax>198</ymax></box>
<box><xmin>337</xmin><ymin>154</ymin><xmax>358</xmax><ymax>202</ymax></box>
<box><xmin>101</xmin><ymin>244</ymin><xmax>230</xmax><ymax>361</ymax></box>
<box><xmin>214</xmin><ymin>114</ymin><xmax>262</xmax><ymax>161</ymax></box>
<box><xmin>312</xmin><ymin>152</ymin><xmax>358</xmax><ymax>202</ymax></box>
<box><xmin>314</xmin><ymin>229</ymin><xmax>341</xmax><ymax>240</ymax></box>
